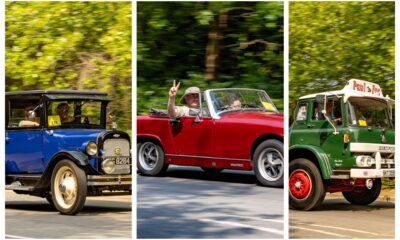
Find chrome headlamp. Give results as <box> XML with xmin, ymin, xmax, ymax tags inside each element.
<box><xmin>85</xmin><ymin>141</ymin><xmax>98</xmax><ymax>156</ymax></box>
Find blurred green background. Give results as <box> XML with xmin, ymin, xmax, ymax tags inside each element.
<box><xmin>138</xmin><ymin>2</ymin><xmax>283</xmax><ymax>114</ymax></box>
<box><xmin>6</xmin><ymin>1</ymin><xmax>132</xmax><ymax>133</ymax></box>
<box><xmin>290</xmin><ymin>1</ymin><xmax>395</xmax><ymax>189</ymax></box>
<box><xmin>289</xmin><ymin>1</ymin><xmax>395</xmax><ymax>118</ymax></box>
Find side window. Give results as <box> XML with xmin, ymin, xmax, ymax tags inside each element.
<box><xmin>201</xmin><ymin>92</ymin><xmax>211</xmax><ymax>117</ymax></box>
<box><xmin>296</xmin><ymin>103</ymin><xmax>307</xmax><ymax>121</ymax></box>
<box><xmin>310</xmin><ymin>99</ymin><xmax>342</xmax><ymax>125</ymax></box>
<box><xmin>326</xmin><ymin>99</ymin><xmax>342</xmax><ymax>125</ymax></box>
<box><xmin>8</xmin><ymin>99</ymin><xmax>41</xmax><ymax>129</ymax></box>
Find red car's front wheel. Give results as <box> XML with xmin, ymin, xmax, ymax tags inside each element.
<box><xmin>137</xmin><ymin>141</ymin><xmax>169</xmax><ymax>176</ymax></box>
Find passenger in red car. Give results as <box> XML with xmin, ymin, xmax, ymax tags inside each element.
<box><xmin>168</xmin><ymin>80</ymin><xmax>200</xmax><ymax>118</ymax></box>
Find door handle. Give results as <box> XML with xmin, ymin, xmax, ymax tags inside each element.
<box><xmin>6</xmin><ymin>137</ymin><xmax>11</xmax><ymax>144</ymax></box>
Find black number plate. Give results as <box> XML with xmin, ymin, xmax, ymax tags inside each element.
<box><xmin>105</xmin><ymin>157</ymin><xmax>130</xmax><ymax>165</ymax></box>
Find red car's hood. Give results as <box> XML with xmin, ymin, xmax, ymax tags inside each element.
<box><xmin>222</xmin><ymin>111</ymin><xmax>283</xmax><ymax>121</ymax></box>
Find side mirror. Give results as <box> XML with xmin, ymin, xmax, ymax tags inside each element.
<box><xmin>189</xmin><ymin>108</ymin><xmax>201</xmax><ymax>116</ymax></box>
<box><xmin>28</xmin><ymin>110</ymin><xmax>36</xmax><ymax>119</ymax></box>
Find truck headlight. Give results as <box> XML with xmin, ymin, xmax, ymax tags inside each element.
<box><xmin>102</xmin><ymin>159</ymin><xmax>115</xmax><ymax>174</ymax></box>
<box><xmin>86</xmin><ymin>141</ymin><xmax>98</xmax><ymax>156</ymax></box>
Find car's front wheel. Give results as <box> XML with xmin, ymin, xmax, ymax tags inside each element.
<box><xmin>253</xmin><ymin>139</ymin><xmax>283</xmax><ymax>187</ymax></box>
<box><xmin>137</xmin><ymin>142</ymin><xmax>169</xmax><ymax>175</ymax></box>
<box><xmin>51</xmin><ymin>160</ymin><xmax>87</xmax><ymax>215</ymax></box>
<box><xmin>342</xmin><ymin>179</ymin><xmax>381</xmax><ymax>205</ymax></box>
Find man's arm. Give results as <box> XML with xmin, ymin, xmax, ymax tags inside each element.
<box><xmin>168</xmin><ymin>80</ymin><xmax>180</xmax><ymax>118</ymax></box>
<box><xmin>168</xmin><ymin>96</ymin><xmax>177</xmax><ymax>118</ymax></box>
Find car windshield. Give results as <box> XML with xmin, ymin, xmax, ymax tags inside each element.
<box><xmin>348</xmin><ymin>97</ymin><xmax>393</xmax><ymax>129</ymax></box>
<box><xmin>209</xmin><ymin>89</ymin><xmax>278</xmax><ymax>114</ymax></box>
<box><xmin>47</xmin><ymin>100</ymin><xmax>104</xmax><ymax>128</ymax></box>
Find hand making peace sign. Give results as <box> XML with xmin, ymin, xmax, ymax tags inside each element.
<box><xmin>169</xmin><ymin>80</ymin><xmax>181</xmax><ymax>98</ymax></box>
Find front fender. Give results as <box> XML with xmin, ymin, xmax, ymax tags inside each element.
<box><xmin>34</xmin><ymin>151</ymin><xmax>91</xmax><ymax>191</ymax></box>
<box><xmin>289</xmin><ymin>144</ymin><xmax>332</xmax><ymax>179</ymax></box>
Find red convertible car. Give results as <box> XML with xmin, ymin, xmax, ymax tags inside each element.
<box><xmin>137</xmin><ymin>88</ymin><xmax>284</xmax><ymax>187</ymax></box>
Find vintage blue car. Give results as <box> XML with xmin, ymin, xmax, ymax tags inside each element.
<box><xmin>5</xmin><ymin>90</ymin><xmax>131</xmax><ymax>215</ymax></box>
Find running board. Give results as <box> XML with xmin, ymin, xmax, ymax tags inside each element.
<box><xmin>5</xmin><ymin>181</ymin><xmax>34</xmax><ymax>191</ymax></box>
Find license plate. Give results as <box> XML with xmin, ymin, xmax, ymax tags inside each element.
<box><xmin>382</xmin><ymin>170</ymin><xmax>395</xmax><ymax>177</ymax></box>
<box><xmin>106</xmin><ymin>157</ymin><xmax>130</xmax><ymax>165</ymax></box>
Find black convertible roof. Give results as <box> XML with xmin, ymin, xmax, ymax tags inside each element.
<box><xmin>6</xmin><ymin>90</ymin><xmax>109</xmax><ymax>100</ymax></box>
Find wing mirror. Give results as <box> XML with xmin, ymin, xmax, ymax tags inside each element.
<box><xmin>189</xmin><ymin>109</ymin><xmax>202</xmax><ymax>123</ymax></box>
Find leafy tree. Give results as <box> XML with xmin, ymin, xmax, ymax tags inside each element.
<box><xmin>6</xmin><ymin>1</ymin><xmax>131</xmax><ymax>131</ymax></box>
<box><xmin>289</xmin><ymin>2</ymin><xmax>395</xmax><ymax>114</ymax></box>
<box><xmin>138</xmin><ymin>2</ymin><xmax>283</xmax><ymax>114</ymax></box>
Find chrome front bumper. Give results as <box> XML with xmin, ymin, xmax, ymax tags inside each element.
<box><xmin>350</xmin><ymin>168</ymin><xmax>395</xmax><ymax>178</ymax></box>
<box><xmin>87</xmin><ymin>175</ymin><xmax>132</xmax><ymax>186</ymax></box>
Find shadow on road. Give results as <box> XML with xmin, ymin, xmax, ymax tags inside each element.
<box><xmin>290</xmin><ymin>199</ymin><xmax>394</xmax><ymax>212</ymax></box>
<box><xmin>139</xmin><ymin>166</ymin><xmax>264</xmax><ymax>186</ymax></box>
<box><xmin>5</xmin><ymin>201</ymin><xmax>131</xmax><ymax>214</ymax></box>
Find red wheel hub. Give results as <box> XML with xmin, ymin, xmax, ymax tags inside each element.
<box><xmin>289</xmin><ymin>170</ymin><xmax>311</xmax><ymax>199</ymax></box>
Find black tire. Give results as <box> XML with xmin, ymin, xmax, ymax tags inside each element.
<box><xmin>201</xmin><ymin>167</ymin><xmax>223</xmax><ymax>174</ymax></box>
<box><xmin>51</xmin><ymin>160</ymin><xmax>87</xmax><ymax>215</ymax></box>
<box><xmin>45</xmin><ymin>194</ymin><xmax>55</xmax><ymax>207</ymax></box>
<box><xmin>342</xmin><ymin>179</ymin><xmax>381</xmax><ymax>205</ymax></box>
<box><xmin>253</xmin><ymin>139</ymin><xmax>283</xmax><ymax>187</ymax></box>
<box><xmin>137</xmin><ymin>142</ymin><xmax>169</xmax><ymax>176</ymax></box>
<box><xmin>289</xmin><ymin>158</ymin><xmax>326</xmax><ymax>210</ymax></box>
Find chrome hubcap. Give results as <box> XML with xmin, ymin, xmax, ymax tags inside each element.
<box><xmin>54</xmin><ymin>166</ymin><xmax>77</xmax><ymax>209</ymax></box>
<box><xmin>139</xmin><ymin>142</ymin><xmax>159</xmax><ymax>171</ymax></box>
<box><xmin>258</xmin><ymin>148</ymin><xmax>283</xmax><ymax>181</ymax></box>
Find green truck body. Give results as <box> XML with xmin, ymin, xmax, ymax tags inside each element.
<box><xmin>289</xmin><ymin>79</ymin><xmax>395</xmax><ymax>210</ymax></box>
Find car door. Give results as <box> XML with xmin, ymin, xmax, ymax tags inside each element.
<box><xmin>5</xmin><ymin>97</ymin><xmax>45</xmax><ymax>173</ymax></box>
<box><xmin>170</xmin><ymin>116</ymin><xmax>215</xmax><ymax>157</ymax></box>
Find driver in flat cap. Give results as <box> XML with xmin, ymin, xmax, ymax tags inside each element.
<box><xmin>167</xmin><ymin>80</ymin><xmax>200</xmax><ymax>118</ymax></box>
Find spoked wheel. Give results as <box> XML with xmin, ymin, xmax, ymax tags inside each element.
<box><xmin>51</xmin><ymin>160</ymin><xmax>87</xmax><ymax>215</ymax></box>
<box><xmin>342</xmin><ymin>179</ymin><xmax>381</xmax><ymax>205</ymax></box>
<box><xmin>253</xmin><ymin>140</ymin><xmax>283</xmax><ymax>187</ymax></box>
<box><xmin>289</xmin><ymin>158</ymin><xmax>326</xmax><ymax>210</ymax></box>
<box><xmin>137</xmin><ymin>142</ymin><xmax>168</xmax><ymax>175</ymax></box>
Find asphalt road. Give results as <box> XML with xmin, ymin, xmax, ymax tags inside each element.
<box><xmin>289</xmin><ymin>192</ymin><xmax>395</xmax><ymax>239</ymax></box>
<box><xmin>5</xmin><ymin>190</ymin><xmax>132</xmax><ymax>239</ymax></box>
<box><xmin>137</xmin><ymin>166</ymin><xmax>284</xmax><ymax>239</ymax></box>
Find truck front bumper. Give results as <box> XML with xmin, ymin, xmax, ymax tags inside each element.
<box><xmin>350</xmin><ymin>168</ymin><xmax>395</xmax><ymax>178</ymax></box>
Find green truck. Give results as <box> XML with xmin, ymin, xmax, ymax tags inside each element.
<box><xmin>289</xmin><ymin>79</ymin><xmax>395</xmax><ymax>210</ymax></box>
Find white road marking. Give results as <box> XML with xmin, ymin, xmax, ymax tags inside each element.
<box><xmin>5</xmin><ymin>234</ymin><xmax>31</xmax><ymax>239</ymax></box>
<box><xmin>219</xmin><ymin>213</ymin><xmax>284</xmax><ymax>223</ymax></box>
<box><xmin>199</xmin><ymin>218</ymin><xmax>284</xmax><ymax>236</ymax></box>
<box><xmin>290</xmin><ymin>226</ymin><xmax>350</xmax><ymax>238</ymax></box>
<box><xmin>296</xmin><ymin>222</ymin><xmax>380</xmax><ymax>235</ymax></box>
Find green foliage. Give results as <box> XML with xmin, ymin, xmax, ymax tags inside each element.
<box><xmin>6</xmin><ymin>1</ymin><xmax>132</xmax><ymax>132</ymax></box>
<box><xmin>138</xmin><ymin>2</ymin><xmax>283</xmax><ymax>114</ymax></box>
<box><xmin>289</xmin><ymin>2</ymin><xmax>395</xmax><ymax>115</ymax></box>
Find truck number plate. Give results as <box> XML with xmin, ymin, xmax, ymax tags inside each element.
<box><xmin>382</xmin><ymin>170</ymin><xmax>395</xmax><ymax>177</ymax></box>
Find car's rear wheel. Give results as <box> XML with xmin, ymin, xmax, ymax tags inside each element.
<box><xmin>51</xmin><ymin>160</ymin><xmax>87</xmax><ymax>215</ymax></box>
<box><xmin>201</xmin><ymin>167</ymin><xmax>223</xmax><ymax>174</ymax></box>
<box><xmin>137</xmin><ymin>142</ymin><xmax>169</xmax><ymax>175</ymax></box>
<box><xmin>342</xmin><ymin>179</ymin><xmax>381</xmax><ymax>205</ymax></box>
<box><xmin>253</xmin><ymin>140</ymin><xmax>283</xmax><ymax>187</ymax></box>
<box><xmin>289</xmin><ymin>158</ymin><xmax>326</xmax><ymax>210</ymax></box>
